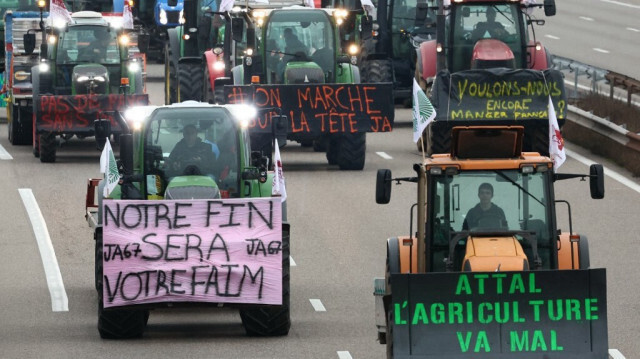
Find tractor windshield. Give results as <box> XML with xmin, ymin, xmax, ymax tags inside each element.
<box><xmin>57</xmin><ymin>25</ymin><xmax>120</xmax><ymax>65</ymax></box>
<box><xmin>264</xmin><ymin>10</ymin><xmax>336</xmax><ymax>83</ymax></box>
<box><xmin>449</xmin><ymin>3</ymin><xmax>525</xmax><ymax>71</ymax></box>
<box><xmin>143</xmin><ymin>107</ymin><xmax>241</xmax><ymax>198</ymax></box>
<box><xmin>428</xmin><ymin>168</ymin><xmax>554</xmax><ymax>270</ymax></box>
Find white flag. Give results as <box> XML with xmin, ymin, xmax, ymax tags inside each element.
<box><xmin>271</xmin><ymin>139</ymin><xmax>287</xmax><ymax>202</ymax></box>
<box><xmin>548</xmin><ymin>96</ymin><xmax>566</xmax><ymax>170</ymax></box>
<box><xmin>219</xmin><ymin>0</ymin><xmax>234</xmax><ymax>12</ymax></box>
<box><xmin>412</xmin><ymin>78</ymin><xmax>436</xmax><ymax>143</ymax></box>
<box><xmin>50</xmin><ymin>0</ymin><xmax>72</xmax><ymax>26</ymax></box>
<box><xmin>123</xmin><ymin>2</ymin><xmax>134</xmax><ymax>29</ymax></box>
<box><xmin>100</xmin><ymin>139</ymin><xmax>120</xmax><ymax>197</ymax></box>
<box><xmin>361</xmin><ymin>0</ymin><xmax>375</xmax><ymax>14</ymax></box>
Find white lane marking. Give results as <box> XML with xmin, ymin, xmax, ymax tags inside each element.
<box><xmin>601</xmin><ymin>0</ymin><xmax>640</xmax><ymax>9</ymax></box>
<box><xmin>566</xmin><ymin>149</ymin><xmax>640</xmax><ymax>194</ymax></box>
<box><xmin>0</xmin><ymin>144</ymin><xmax>13</xmax><ymax>160</ymax></box>
<box><xmin>337</xmin><ymin>351</ymin><xmax>353</xmax><ymax>359</ymax></box>
<box><xmin>609</xmin><ymin>349</ymin><xmax>626</xmax><ymax>359</ymax></box>
<box><xmin>376</xmin><ymin>151</ymin><xmax>393</xmax><ymax>160</ymax></box>
<box><xmin>19</xmin><ymin>189</ymin><xmax>69</xmax><ymax>312</ymax></box>
<box><xmin>627</xmin><ymin>27</ymin><xmax>640</xmax><ymax>32</ymax></box>
<box><xmin>290</xmin><ymin>256</ymin><xmax>297</xmax><ymax>267</ymax></box>
<box><xmin>593</xmin><ymin>48</ymin><xmax>610</xmax><ymax>54</ymax></box>
<box><xmin>544</xmin><ymin>34</ymin><xmax>560</xmax><ymax>40</ymax></box>
<box><xmin>309</xmin><ymin>299</ymin><xmax>326</xmax><ymax>312</ymax></box>
<box><xmin>579</xmin><ymin>16</ymin><xmax>594</xmax><ymax>21</ymax></box>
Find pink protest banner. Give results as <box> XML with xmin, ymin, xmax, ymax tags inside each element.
<box><xmin>102</xmin><ymin>198</ymin><xmax>283</xmax><ymax>308</ymax></box>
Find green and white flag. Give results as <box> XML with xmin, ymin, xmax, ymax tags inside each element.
<box><xmin>412</xmin><ymin>78</ymin><xmax>436</xmax><ymax>143</ymax></box>
<box><xmin>100</xmin><ymin>139</ymin><xmax>119</xmax><ymax>197</ymax></box>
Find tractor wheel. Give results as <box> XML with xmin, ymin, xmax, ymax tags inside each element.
<box><xmin>95</xmin><ymin>230</ymin><xmax>103</xmax><ymax>292</ymax></box>
<box><xmin>426</xmin><ymin>123</ymin><xmax>450</xmax><ymax>156</ymax></box>
<box><xmin>579</xmin><ymin>236</ymin><xmax>590</xmax><ymax>269</ymax></box>
<box><xmin>386</xmin><ymin>309</ymin><xmax>394</xmax><ymax>359</ymax></box>
<box><xmin>165</xmin><ymin>44</ymin><xmax>178</xmax><ymax>105</ymax></box>
<box><xmin>362</xmin><ymin>59</ymin><xmax>392</xmax><ymax>84</ymax></box>
<box><xmin>97</xmin><ymin>287</ymin><xmax>148</xmax><ymax>339</ymax></box>
<box><xmin>178</xmin><ymin>63</ymin><xmax>203</xmax><ymax>102</ymax></box>
<box><xmin>336</xmin><ymin>133</ymin><xmax>366</xmax><ymax>171</ymax></box>
<box><xmin>300</xmin><ymin>140</ymin><xmax>313</xmax><ymax>147</ymax></box>
<box><xmin>326</xmin><ymin>136</ymin><xmax>340</xmax><ymax>165</ymax></box>
<box><xmin>39</xmin><ymin>133</ymin><xmax>57</xmax><ymax>163</ymax></box>
<box><xmin>240</xmin><ymin>228</ymin><xmax>291</xmax><ymax>336</ymax></box>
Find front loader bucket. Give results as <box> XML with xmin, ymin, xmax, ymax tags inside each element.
<box><xmin>388</xmin><ymin>269</ymin><xmax>607</xmax><ymax>359</ymax></box>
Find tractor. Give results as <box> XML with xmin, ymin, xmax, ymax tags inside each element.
<box><xmin>416</xmin><ymin>0</ymin><xmax>562</xmax><ymax>155</ymax></box>
<box><xmin>28</xmin><ymin>10</ymin><xmax>148</xmax><ymax>162</ymax></box>
<box><xmin>220</xmin><ymin>4</ymin><xmax>395</xmax><ymax>170</ymax></box>
<box><xmin>86</xmin><ymin>101</ymin><xmax>291</xmax><ymax>339</ymax></box>
<box><xmin>373</xmin><ymin>126</ymin><xmax>608</xmax><ymax>358</ymax></box>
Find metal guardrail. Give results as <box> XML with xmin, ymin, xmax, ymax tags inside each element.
<box><xmin>552</xmin><ymin>55</ymin><xmax>640</xmax><ymax>106</ymax></box>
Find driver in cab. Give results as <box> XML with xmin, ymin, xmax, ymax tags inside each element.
<box><xmin>462</xmin><ymin>183</ymin><xmax>508</xmax><ymax>230</ymax></box>
<box><xmin>167</xmin><ymin>124</ymin><xmax>216</xmax><ymax>176</ymax></box>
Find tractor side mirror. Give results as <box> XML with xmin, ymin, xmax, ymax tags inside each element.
<box><xmin>231</xmin><ymin>18</ymin><xmax>244</xmax><ymax>43</ymax></box>
<box><xmin>589</xmin><ymin>164</ymin><xmax>605</xmax><ymax>199</ymax></box>
<box><xmin>462</xmin><ymin>7</ymin><xmax>470</xmax><ymax>18</ymax></box>
<box><xmin>23</xmin><ymin>33</ymin><xmax>36</xmax><ymax>55</ymax></box>
<box><xmin>376</xmin><ymin>169</ymin><xmax>392</xmax><ymax>204</ymax></box>
<box><xmin>137</xmin><ymin>32</ymin><xmax>150</xmax><ymax>54</ymax></box>
<box><xmin>544</xmin><ymin>0</ymin><xmax>556</xmax><ymax>16</ymax></box>
<box><xmin>360</xmin><ymin>15</ymin><xmax>372</xmax><ymax>41</ymax></box>
<box><xmin>167</xmin><ymin>0</ymin><xmax>178</xmax><ymax>7</ymax></box>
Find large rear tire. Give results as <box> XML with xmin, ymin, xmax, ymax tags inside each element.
<box><xmin>427</xmin><ymin>123</ymin><xmax>450</xmax><ymax>156</ymax></box>
<box><xmin>178</xmin><ymin>63</ymin><xmax>203</xmax><ymax>102</ymax></box>
<box><xmin>361</xmin><ymin>59</ymin><xmax>393</xmax><ymax>84</ymax></box>
<box><xmin>165</xmin><ymin>43</ymin><xmax>178</xmax><ymax>105</ymax></box>
<box><xmin>240</xmin><ymin>228</ymin><xmax>291</xmax><ymax>336</ymax></box>
<box><xmin>39</xmin><ymin>132</ymin><xmax>57</xmax><ymax>163</ymax></box>
<box><xmin>336</xmin><ymin>133</ymin><xmax>366</xmax><ymax>170</ymax></box>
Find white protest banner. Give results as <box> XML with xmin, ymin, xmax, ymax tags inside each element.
<box><xmin>102</xmin><ymin>198</ymin><xmax>283</xmax><ymax>308</ymax></box>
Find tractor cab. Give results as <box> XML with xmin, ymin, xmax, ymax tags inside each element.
<box><xmin>448</xmin><ymin>3</ymin><xmax>526</xmax><ymax>72</ymax></box>
<box><xmin>262</xmin><ymin>9</ymin><xmax>338</xmax><ymax>84</ymax></box>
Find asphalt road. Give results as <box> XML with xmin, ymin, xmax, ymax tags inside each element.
<box><xmin>1</xmin><ymin>75</ymin><xmax>640</xmax><ymax>358</ymax></box>
<box><xmin>535</xmin><ymin>0</ymin><xmax>640</xmax><ymax>79</ymax></box>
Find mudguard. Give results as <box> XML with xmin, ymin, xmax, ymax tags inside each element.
<box><xmin>389</xmin><ymin>269</ymin><xmax>608</xmax><ymax>358</ymax></box>
<box><xmin>204</xmin><ymin>49</ymin><xmax>226</xmax><ymax>94</ymax></box>
<box><xmin>223</xmin><ymin>83</ymin><xmax>394</xmax><ymax>135</ymax></box>
<box><xmin>527</xmin><ymin>41</ymin><xmax>550</xmax><ymax>70</ymax></box>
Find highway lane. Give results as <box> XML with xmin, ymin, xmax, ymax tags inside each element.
<box><xmin>1</xmin><ymin>81</ymin><xmax>640</xmax><ymax>357</ymax></box>
<box><xmin>535</xmin><ymin>0</ymin><xmax>640</xmax><ymax>79</ymax></box>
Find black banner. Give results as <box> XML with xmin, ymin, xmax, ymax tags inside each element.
<box><xmin>223</xmin><ymin>83</ymin><xmax>395</xmax><ymax>134</ymax></box>
<box><xmin>35</xmin><ymin>94</ymin><xmax>149</xmax><ymax>133</ymax></box>
<box><xmin>431</xmin><ymin>69</ymin><xmax>567</xmax><ymax>122</ymax></box>
<box><xmin>390</xmin><ymin>269</ymin><xmax>608</xmax><ymax>359</ymax></box>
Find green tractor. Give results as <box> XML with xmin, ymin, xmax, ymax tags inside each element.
<box><xmin>223</xmin><ymin>5</ymin><xmax>394</xmax><ymax>170</ymax></box>
<box><xmin>28</xmin><ymin>10</ymin><xmax>148</xmax><ymax>162</ymax></box>
<box><xmin>86</xmin><ymin>101</ymin><xmax>291</xmax><ymax>338</ymax></box>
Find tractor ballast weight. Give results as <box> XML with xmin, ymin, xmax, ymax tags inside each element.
<box><xmin>85</xmin><ymin>102</ymin><xmax>291</xmax><ymax>339</ymax></box>
<box><xmin>373</xmin><ymin>126</ymin><xmax>608</xmax><ymax>358</ymax></box>
<box><xmin>30</xmin><ymin>11</ymin><xmax>148</xmax><ymax>162</ymax></box>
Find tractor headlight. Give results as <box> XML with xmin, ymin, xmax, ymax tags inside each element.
<box><xmin>39</xmin><ymin>61</ymin><xmax>50</xmax><ymax>73</ymax></box>
<box><xmin>94</xmin><ymin>76</ymin><xmax>106</xmax><ymax>82</ymax></box>
<box><xmin>128</xmin><ymin>61</ymin><xmax>141</xmax><ymax>72</ymax></box>
<box><xmin>348</xmin><ymin>43</ymin><xmax>359</xmax><ymax>55</ymax></box>
<box><xmin>47</xmin><ymin>35</ymin><xmax>57</xmax><ymax>44</ymax></box>
<box><xmin>119</xmin><ymin>35</ymin><xmax>130</xmax><ymax>46</ymax></box>
<box><xmin>229</xmin><ymin>104</ymin><xmax>257</xmax><ymax>128</ymax></box>
<box><xmin>77</xmin><ymin>75</ymin><xmax>89</xmax><ymax>83</ymax></box>
<box><xmin>213</xmin><ymin>61</ymin><xmax>225</xmax><ymax>71</ymax></box>
<box><xmin>159</xmin><ymin>9</ymin><xmax>168</xmax><ymax>25</ymax></box>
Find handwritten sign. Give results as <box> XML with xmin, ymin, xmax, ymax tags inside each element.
<box><xmin>102</xmin><ymin>198</ymin><xmax>283</xmax><ymax>308</ymax></box>
<box><xmin>431</xmin><ymin>69</ymin><xmax>567</xmax><ymax>122</ymax></box>
<box><xmin>224</xmin><ymin>83</ymin><xmax>395</xmax><ymax>133</ymax></box>
<box><xmin>36</xmin><ymin>94</ymin><xmax>149</xmax><ymax>133</ymax></box>
<box><xmin>390</xmin><ymin>269</ymin><xmax>608</xmax><ymax>358</ymax></box>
